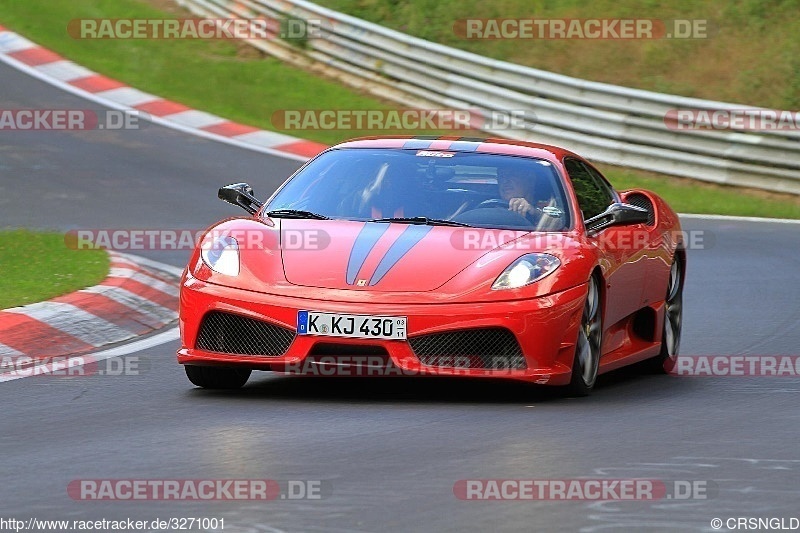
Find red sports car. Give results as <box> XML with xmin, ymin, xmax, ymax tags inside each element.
<box><xmin>177</xmin><ymin>136</ymin><xmax>684</xmax><ymax>395</ymax></box>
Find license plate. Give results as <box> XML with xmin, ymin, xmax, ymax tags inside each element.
<box><xmin>297</xmin><ymin>311</ymin><xmax>407</xmax><ymax>340</ymax></box>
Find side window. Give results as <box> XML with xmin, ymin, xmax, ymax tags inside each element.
<box><xmin>583</xmin><ymin>163</ymin><xmax>618</xmax><ymax>201</ymax></box>
<box><xmin>564</xmin><ymin>159</ymin><xmax>615</xmax><ymax>220</ymax></box>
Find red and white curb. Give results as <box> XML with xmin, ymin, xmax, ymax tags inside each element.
<box><xmin>0</xmin><ymin>252</ymin><xmax>181</xmax><ymax>374</ymax></box>
<box><xmin>0</xmin><ymin>23</ymin><xmax>328</xmax><ymax>381</ymax></box>
<box><xmin>0</xmin><ymin>25</ymin><xmax>328</xmax><ymax>160</ymax></box>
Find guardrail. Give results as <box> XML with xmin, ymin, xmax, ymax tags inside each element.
<box><xmin>177</xmin><ymin>0</ymin><xmax>800</xmax><ymax>194</ymax></box>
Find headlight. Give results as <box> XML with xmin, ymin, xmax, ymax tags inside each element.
<box><xmin>492</xmin><ymin>253</ymin><xmax>560</xmax><ymax>290</ymax></box>
<box><xmin>201</xmin><ymin>235</ymin><xmax>240</xmax><ymax>276</ymax></box>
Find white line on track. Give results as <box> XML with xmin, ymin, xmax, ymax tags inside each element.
<box><xmin>679</xmin><ymin>213</ymin><xmax>800</xmax><ymax>224</ymax></box>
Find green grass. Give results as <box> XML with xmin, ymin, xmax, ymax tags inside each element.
<box><xmin>0</xmin><ymin>230</ymin><xmax>109</xmax><ymax>309</ymax></box>
<box><xmin>0</xmin><ymin>0</ymin><xmax>798</xmax><ymax>219</ymax></box>
<box><xmin>601</xmin><ymin>165</ymin><xmax>800</xmax><ymax>219</ymax></box>
<box><xmin>0</xmin><ymin>0</ymin><xmax>452</xmax><ymax>145</ymax></box>
<box><xmin>316</xmin><ymin>0</ymin><xmax>800</xmax><ymax>110</ymax></box>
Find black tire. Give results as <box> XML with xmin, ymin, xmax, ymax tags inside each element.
<box><xmin>646</xmin><ymin>254</ymin><xmax>684</xmax><ymax>374</ymax></box>
<box><xmin>566</xmin><ymin>276</ymin><xmax>602</xmax><ymax>396</ymax></box>
<box><xmin>184</xmin><ymin>365</ymin><xmax>251</xmax><ymax>389</ymax></box>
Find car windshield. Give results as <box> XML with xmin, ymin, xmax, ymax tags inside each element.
<box><xmin>265</xmin><ymin>148</ymin><xmax>571</xmax><ymax>230</ymax></box>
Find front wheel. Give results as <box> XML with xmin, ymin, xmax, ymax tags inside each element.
<box><xmin>185</xmin><ymin>365</ymin><xmax>251</xmax><ymax>389</ymax></box>
<box><xmin>566</xmin><ymin>276</ymin><xmax>602</xmax><ymax>396</ymax></box>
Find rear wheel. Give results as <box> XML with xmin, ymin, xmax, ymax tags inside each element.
<box><xmin>647</xmin><ymin>254</ymin><xmax>683</xmax><ymax>373</ymax></box>
<box><xmin>566</xmin><ymin>276</ymin><xmax>602</xmax><ymax>396</ymax></box>
<box><xmin>184</xmin><ymin>365</ymin><xmax>251</xmax><ymax>389</ymax></box>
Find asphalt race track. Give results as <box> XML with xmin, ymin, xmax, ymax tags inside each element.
<box><xmin>2</xmin><ymin>59</ymin><xmax>800</xmax><ymax>532</ymax></box>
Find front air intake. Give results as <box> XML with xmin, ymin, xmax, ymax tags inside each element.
<box><xmin>409</xmin><ymin>328</ymin><xmax>526</xmax><ymax>369</ymax></box>
<box><xmin>196</xmin><ymin>311</ymin><xmax>295</xmax><ymax>356</ymax></box>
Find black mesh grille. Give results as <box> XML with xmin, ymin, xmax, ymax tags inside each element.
<box><xmin>625</xmin><ymin>193</ymin><xmax>655</xmax><ymax>226</ymax></box>
<box><xmin>409</xmin><ymin>328</ymin><xmax>526</xmax><ymax>369</ymax></box>
<box><xmin>196</xmin><ymin>312</ymin><xmax>295</xmax><ymax>356</ymax></box>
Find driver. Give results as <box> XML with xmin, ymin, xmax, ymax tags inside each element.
<box><xmin>497</xmin><ymin>168</ymin><xmax>540</xmax><ymax>219</ymax></box>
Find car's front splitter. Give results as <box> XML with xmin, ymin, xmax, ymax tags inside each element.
<box><xmin>178</xmin><ymin>277</ymin><xmax>587</xmax><ymax>385</ymax></box>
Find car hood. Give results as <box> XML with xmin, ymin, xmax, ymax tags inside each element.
<box><xmin>279</xmin><ymin>219</ymin><xmax>535</xmax><ymax>292</ymax></box>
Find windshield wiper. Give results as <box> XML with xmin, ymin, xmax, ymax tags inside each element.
<box><xmin>265</xmin><ymin>209</ymin><xmax>329</xmax><ymax>220</ymax></box>
<box><xmin>368</xmin><ymin>216</ymin><xmax>471</xmax><ymax>227</ymax></box>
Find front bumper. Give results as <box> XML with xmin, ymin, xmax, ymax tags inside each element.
<box><xmin>177</xmin><ymin>276</ymin><xmax>586</xmax><ymax>385</ymax></box>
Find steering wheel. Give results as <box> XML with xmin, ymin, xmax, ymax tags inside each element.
<box><xmin>476</xmin><ymin>198</ymin><xmax>509</xmax><ymax>209</ymax></box>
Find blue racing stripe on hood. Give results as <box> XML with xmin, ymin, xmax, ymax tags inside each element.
<box><xmin>369</xmin><ymin>225</ymin><xmax>434</xmax><ymax>286</ymax></box>
<box><xmin>346</xmin><ymin>223</ymin><xmax>389</xmax><ymax>285</ymax></box>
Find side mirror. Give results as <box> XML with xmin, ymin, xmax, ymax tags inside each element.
<box><xmin>218</xmin><ymin>183</ymin><xmax>263</xmax><ymax>215</ymax></box>
<box><xmin>585</xmin><ymin>203</ymin><xmax>649</xmax><ymax>235</ymax></box>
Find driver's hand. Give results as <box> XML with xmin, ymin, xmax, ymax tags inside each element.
<box><xmin>508</xmin><ymin>197</ymin><xmax>535</xmax><ymax>216</ymax></box>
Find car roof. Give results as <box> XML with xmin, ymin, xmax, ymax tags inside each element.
<box><xmin>332</xmin><ymin>136</ymin><xmax>583</xmax><ymax>164</ymax></box>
